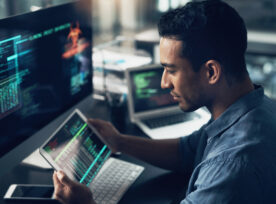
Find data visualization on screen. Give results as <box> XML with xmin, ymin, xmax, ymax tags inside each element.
<box><xmin>41</xmin><ymin>111</ymin><xmax>111</xmax><ymax>185</ymax></box>
<box><xmin>130</xmin><ymin>68</ymin><xmax>177</xmax><ymax>113</ymax></box>
<box><xmin>0</xmin><ymin>36</ymin><xmax>22</xmax><ymax>119</ymax></box>
<box><xmin>0</xmin><ymin>2</ymin><xmax>93</xmax><ymax>158</ymax></box>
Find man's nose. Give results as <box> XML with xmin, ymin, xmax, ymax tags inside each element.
<box><xmin>161</xmin><ymin>70</ymin><xmax>172</xmax><ymax>89</ymax></box>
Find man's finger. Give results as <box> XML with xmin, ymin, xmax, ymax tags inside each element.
<box><xmin>53</xmin><ymin>171</ymin><xmax>65</xmax><ymax>201</ymax></box>
<box><xmin>53</xmin><ymin>171</ymin><xmax>63</xmax><ymax>187</ymax></box>
<box><xmin>88</xmin><ymin>118</ymin><xmax>105</xmax><ymax>127</ymax></box>
<box><xmin>57</xmin><ymin>171</ymin><xmax>74</xmax><ymax>187</ymax></box>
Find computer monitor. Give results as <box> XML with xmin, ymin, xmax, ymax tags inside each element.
<box><xmin>0</xmin><ymin>2</ymin><xmax>93</xmax><ymax>174</ymax></box>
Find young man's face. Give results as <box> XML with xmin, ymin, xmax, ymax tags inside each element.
<box><xmin>160</xmin><ymin>37</ymin><xmax>207</xmax><ymax>112</ymax></box>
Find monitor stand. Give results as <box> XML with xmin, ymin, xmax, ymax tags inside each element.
<box><xmin>21</xmin><ymin>148</ymin><xmax>53</xmax><ymax>169</ymax></box>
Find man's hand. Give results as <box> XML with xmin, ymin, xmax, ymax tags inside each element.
<box><xmin>88</xmin><ymin>118</ymin><xmax>124</xmax><ymax>153</ymax></box>
<box><xmin>53</xmin><ymin>171</ymin><xmax>96</xmax><ymax>204</ymax></box>
<box><xmin>88</xmin><ymin>118</ymin><xmax>181</xmax><ymax>171</ymax></box>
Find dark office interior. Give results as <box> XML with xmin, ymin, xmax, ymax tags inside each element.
<box><xmin>0</xmin><ymin>0</ymin><xmax>276</xmax><ymax>203</ymax></box>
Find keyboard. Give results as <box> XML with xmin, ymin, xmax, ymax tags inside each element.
<box><xmin>90</xmin><ymin>158</ymin><xmax>144</xmax><ymax>204</ymax></box>
<box><xmin>143</xmin><ymin>112</ymin><xmax>200</xmax><ymax>129</ymax></box>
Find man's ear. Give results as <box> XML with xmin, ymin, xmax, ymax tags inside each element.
<box><xmin>204</xmin><ymin>60</ymin><xmax>222</xmax><ymax>85</ymax></box>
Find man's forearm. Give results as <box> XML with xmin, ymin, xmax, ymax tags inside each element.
<box><xmin>118</xmin><ymin>135</ymin><xmax>182</xmax><ymax>171</ymax></box>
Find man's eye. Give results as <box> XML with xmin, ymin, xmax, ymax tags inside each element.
<box><xmin>167</xmin><ymin>70</ymin><xmax>175</xmax><ymax>74</ymax></box>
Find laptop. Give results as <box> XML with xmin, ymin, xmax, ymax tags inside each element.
<box><xmin>125</xmin><ymin>64</ymin><xmax>211</xmax><ymax>139</ymax></box>
<box><xmin>39</xmin><ymin>109</ymin><xmax>144</xmax><ymax>204</ymax></box>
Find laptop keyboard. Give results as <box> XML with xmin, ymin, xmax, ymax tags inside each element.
<box><xmin>90</xmin><ymin>158</ymin><xmax>144</xmax><ymax>204</ymax></box>
<box><xmin>143</xmin><ymin>112</ymin><xmax>200</xmax><ymax>129</ymax></box>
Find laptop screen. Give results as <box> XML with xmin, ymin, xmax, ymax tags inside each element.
<box><xmin>41</xmin><ymin>111</ymin><xmax>111</xmax><ymax>185</ymax></box>
<box><xmin>129</xmin><ymin>66</ymin><xmax>177</xmax><ymax>113</ymax></box>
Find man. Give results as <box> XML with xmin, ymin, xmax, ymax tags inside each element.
<box><xmin>53</xmin><ymin>0</ymin><xmax>276</xmax><ymax>203</ymax></box>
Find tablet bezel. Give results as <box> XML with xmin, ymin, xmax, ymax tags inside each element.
<box><xmin>39</xmin><ymin>108</ymin><xmax>111</xmax><ymax>182</ymax></box>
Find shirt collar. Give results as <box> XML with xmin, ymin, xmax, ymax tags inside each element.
<box><xmin>204</xmin><ymin>85</ymin><xmax>264</xmax><ymax>139</ymax></box>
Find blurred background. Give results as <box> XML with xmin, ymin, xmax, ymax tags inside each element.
<box><xmin>1</xmin><ymin>0</ymin><xmax>276</xmax><ymax>40</ymax></box>
<box><xmin>0</xmin><ymin>0</ymin><xmax>275</xmax><ymax>100</ymax></box>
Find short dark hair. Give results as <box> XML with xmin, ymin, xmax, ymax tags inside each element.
<box><xmin>158</xmin><ymin>0</ymin><xmax>248</xmax><ymax>83</ymax></box>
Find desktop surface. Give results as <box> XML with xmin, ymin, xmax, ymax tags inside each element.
<box><xmin>0</xmin><ymin>155</ymin><xmax>188</xmax><ymax>204</ymax></box>
<box><xmin>0</xmin><ymin>98</ymin><xmax>188</xmax><ymax>204</ymax></box>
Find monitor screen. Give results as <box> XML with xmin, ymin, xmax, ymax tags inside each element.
<box><xmin>0</xmin><ymin>2</ymin><xmax>93</xmax><ymax>158</ymax></box>
<box><xmin>130</xmin><ymin>66</ymin><xmax>177</xmax><ymax>113</ymax></box>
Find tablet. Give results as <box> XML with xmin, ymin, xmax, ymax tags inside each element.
<box><xmin>39</xmin><ymin>109</ymin><xmax>111</xmax><ymax>185</ymax></box>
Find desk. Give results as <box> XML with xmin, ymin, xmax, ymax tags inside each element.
<box><xmin>0</xmin><ymin>97</ymin><xmax>188</xmax><ymax>204</ymax></box>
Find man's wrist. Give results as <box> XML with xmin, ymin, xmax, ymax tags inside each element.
<box><xmin>116</xmin><ymin>133</ymin><xmax>127</xmax><ymax>153</ymax></box>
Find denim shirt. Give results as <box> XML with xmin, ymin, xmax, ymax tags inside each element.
<box><xmin>179</xmin><ymin>86</ymin><xmax>276</xmax><ymax>204</ymax></box>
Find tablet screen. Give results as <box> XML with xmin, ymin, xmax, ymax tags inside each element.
<box><xmin>41</xmin><ymin>111</ymin><xmax>111</xmax><ymax>185</ymax></box>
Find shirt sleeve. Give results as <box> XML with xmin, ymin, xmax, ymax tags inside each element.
<box><xmin>179</xmin><ymin>126</ymin><xmax>208</xmax><ymax>175</ymax></box>
<box><xmin>180</xmin><ymin>157</ymin><xmax>262</xmax><ymax>204</ymax></box>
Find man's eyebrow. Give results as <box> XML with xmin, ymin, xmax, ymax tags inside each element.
<box><xmin>161</xmin><ymin>63</ymin><xmax>176</xmax><ymax>68</ymax></box>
